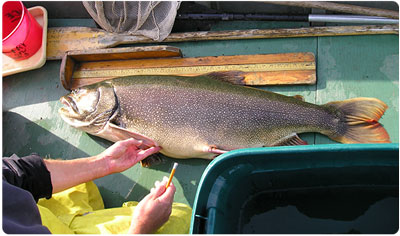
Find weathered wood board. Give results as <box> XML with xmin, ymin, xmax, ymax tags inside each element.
<box><xmin>46</xmin><ymin>25</ymin><xmax>398</xmax><ymax>60</ymax></box>
<box><xmin>60</xmin><ymin>46</ymin><xmax>183</xmax><ymax>89</ymax></box>
<box><xmin>61</xmin><ymin>50</ymin><xmax>316</xmax><ymax>90</ymax></box>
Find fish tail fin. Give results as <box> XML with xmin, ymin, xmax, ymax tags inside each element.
<box><xmin>325</xmin><ymin>97</ymin><xmax>391</xmax><ymax>143</ymax></box>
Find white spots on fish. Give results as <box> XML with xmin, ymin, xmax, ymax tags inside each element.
<box><xmin>112</xmin><ymin>77</ymin><xmax>337</xmax><ymax>151</ymax></box>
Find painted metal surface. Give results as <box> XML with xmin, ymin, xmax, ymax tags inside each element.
<box><xmin>2</xmin><ymin>19</ymin><xmax>398</xmax><ymax>208</ymax></box>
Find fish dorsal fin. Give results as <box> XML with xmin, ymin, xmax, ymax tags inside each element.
<box><xmin>206</xmin><ymin>71</ymin><xmax>246</xmax><ymax>85</ymax></box>
<box><xmin>269</xmin><ymin>133</ymin><xmax>308</xmax><ymax>146</ymax></box>
<box><xmin>95</xmin><ymin>122</ymin><xmax>158</xmax><ymax>149</ymax></box>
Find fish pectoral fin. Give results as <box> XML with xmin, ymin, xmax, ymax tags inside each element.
<box><xmin>269</xmin><ymin>133</ymin><xmax>308</xmax><ymax>146</ymax></box>
<box><xmin>292</xmin><ymin>95</ymin><xmax>305</xmax><ymax>101</ymax></box>
<box><xmin>203</xmin><ymin>145</ymin><xmax>229</xmax><ymax>155</ymax></box>
<box><xmin>140</xmin><ymin>154</ymin><xmax>165</xmax><ymax>167</ymax></box>
<box><xmin>100</xmin><ymin>123</ymin><xmax>158</xmax><ymax>148</ymax></box>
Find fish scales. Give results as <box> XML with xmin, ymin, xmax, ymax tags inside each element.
<box><xmin>112</xmin><ymin>76</ymin><xmax>338</xmax><ymax>155</ymax></box>
<box><xmin>59</xmin><ymin>74</ymin><xmax>390</xmax><ymax>162</ymax></box>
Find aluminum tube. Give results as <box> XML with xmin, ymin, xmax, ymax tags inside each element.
<box><xmin>176</xmin><ymin>13</ymin><xmax>308</xmax><ymax>21</ymax></box>
<box><xmin>309</xmin><ymin>14</ymin><xmax>399</xmax><ymax>24</ymax></box>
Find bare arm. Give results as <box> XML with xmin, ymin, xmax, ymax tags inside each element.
<box><xmin>44</xmin><ymin>139</ymin><xmax>160</xmax><ymax>193</ymax></box>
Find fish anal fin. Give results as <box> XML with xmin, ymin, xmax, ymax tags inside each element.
<box><xmin>140</xmin><ymin>154</ymin><xmax>165</xmax><ymax>167</ymax></box>
<box><xmin>206</xmin><ymin>71</ymin><xmax>246</xmax><ymax>85</ymax></box>
<box><xmin>269</xmin><ymin>133</ymin><xmax>308</xmax><ymax>146</ymax></box>
<box><xmin>203</xmin><ymin>145</ymin><xmax>229</xmax><ymax>155</ymax></box>
<box><xmin>96</xmin><ymin>123</ymin><xmax>158</xmax><ymax>149</ymax></box>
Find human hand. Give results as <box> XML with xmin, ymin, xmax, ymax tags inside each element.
<box><xmin>97</xmin><ymin>138</ymin><xmax>161</xmax><ymax>175</ymax></box>
<box><xmin>129</xmin><ymin>176</ymin><xmax>176</xmax><ymax>234</ymax></box>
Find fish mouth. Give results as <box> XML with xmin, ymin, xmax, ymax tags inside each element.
<box><xmin>59</xmin><ymin>95</ymin><xmax>79</xmax><ymax>117</ymax></box>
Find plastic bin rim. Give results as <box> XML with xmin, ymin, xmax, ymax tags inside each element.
<box><xmin>207</xmin><ymin>143</ymin><xmax>398</xmax><ymax>171</ymax></box>
<box><xmin>189</xmin><ymin>143</ymin><xmax>399</xmax><ymax>233</ymax></box>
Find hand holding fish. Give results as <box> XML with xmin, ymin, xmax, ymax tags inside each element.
<box><xmin>129</xmin><ymin>176</ymin><xmax>176</xmax><ymax>234</ymax></box>
<box><xmin>97</xmin><ymin>138</ymin><xmax>161</xmax><ymax>175</ymax></box>
<box><xmin>43</xmin><ymin>138</ymin><xmax>161</xmax><ymax>193</ymax></box>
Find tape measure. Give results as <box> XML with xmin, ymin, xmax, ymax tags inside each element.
<box><xmin>73</xmin><ymin>62</ymin><xmax>315</xmax><ymax>78</ymax></box>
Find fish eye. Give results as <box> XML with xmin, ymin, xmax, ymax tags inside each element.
<box><xmin>72</xmin><ymin>88</ymin><xmax>87</xmax><ymax>96</ymax></box>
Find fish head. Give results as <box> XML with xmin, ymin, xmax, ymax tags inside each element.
<box><xmin>59</xmin><ymin>82</ymin><xmax>118</xmax><ymax>134</ymax></box>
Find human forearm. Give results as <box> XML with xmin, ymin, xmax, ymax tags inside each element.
<box><xmin>43</xmin><ymin>155</ymin><xmax>109</xmax><ymax>193</ymax></box>
<box><xmin>44</xmin><ymin>139</ymin><xmax>160</xmax><ymax>194</ymax></box>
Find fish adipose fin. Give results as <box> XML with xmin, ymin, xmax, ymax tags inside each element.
<box><xmin>325</xmin><ymin>97</ymin><xmax>390</xmax><ymax>143</ymax></box>
<box><xmin>206</xmin><ymin>71</ymin><xmax>246</xmax><ymax>85</ymax></box>
<box><xmin>269</xmin><ymin>133</ymin><xmax>308</xmax><ymax>146</ymax></box>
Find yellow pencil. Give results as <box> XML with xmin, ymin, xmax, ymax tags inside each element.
<box><xmin>166</xmin><ymin>162</ymin><xmax>178</xmax><ymax>188</ymax></box>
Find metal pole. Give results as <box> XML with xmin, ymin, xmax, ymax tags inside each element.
<box><xmin>176</xmin><ymin>13</ymin><xmax>399</xmax><ymax>24</ymax></box>
<box><xmin>308</xmin><ymin>15</ymin><xmax>399</xmax><ymax>24</ymax></box>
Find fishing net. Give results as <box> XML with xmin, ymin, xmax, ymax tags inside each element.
<box><xmin>83</xmin><ymin>1</ymin><xmax>181</xmax><ymax>41</ymax></box>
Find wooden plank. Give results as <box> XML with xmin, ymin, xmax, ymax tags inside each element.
<box><xmin>68</xmin><ymin>46</ymin><xmax>182</xmax><ymax>62</ymax></box>
<box><xmin>74</xmin><ymin>62</ymin><xmax>315</xmax><ymax>78</ymax></box>
<box><xmin>60</xmin><ymin>46</ymin><xmax>183</xmax><ymax>90</ymax></box>
<box><xmin>60</xmin><ymin>55</ymin><xmax>76</xmax><ymax>90</ymax></box>
<box><xmin>62</xmin><ymin>52</ymin><xmax>316</xmax><ymax>90</ymax></box>
<box><xmin>76</xmin><ymin>52</ymin><xmax>315</xmax><ymax>71</ymax></box>
<box><xmin>242</xmin><ymin>70</ymin><xmax>316</xmax><ymax>85</ymax></box>
<box><xmin>47</xmin><ymin>25</ymin><xmax>398</xmax><ymax>60</ymax></box>
<box><xmin>68</xmin><ymin>70</ymin><xmax>316</xmax><ymax>89</ymax></box>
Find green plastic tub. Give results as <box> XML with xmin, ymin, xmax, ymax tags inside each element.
<box><xmin>190</xmin><ymin>143</ymin><xmax>399</xmax><ymax>234</ymax></box>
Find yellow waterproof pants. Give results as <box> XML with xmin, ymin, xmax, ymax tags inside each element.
<box><xmin>37</xmin><ymin>181</ymin><xmax>192</xmax><ymax>234</ymax></box>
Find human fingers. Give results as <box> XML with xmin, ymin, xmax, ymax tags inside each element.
<box><xmin>159</xmin><ymin>182</ymin><xmax>176</xmax><ymax>203</ymax></box>
<box><xmin>150</xmin><ymin>180</ymin><xmax>161</xmax><ymax>195</ymax></box>
<box><xmin>108</xmin><ymin>139</ymin><xmax>140</xmax><ymax>157</ymax></box>
<box><xmin>158</xmin><ymin>177</ymin><xmax>170</xmax><ymax>188</ymax></box>
<box><xmin>154</xmin><ymin>180</ymin><xmax>161</xmax><ymax>189</ymax></box>
<box><xmin>151</xmin><ymin>179</ymin><xmax>167</xmax><ymax>198</ymax></box>
<box><xmin>150</xmin><ymin>177</ymin><xmax>170</xmax><ymax>193</ymax></box>
<box><xmin>139</xmin><ymin>192</ymin><xmax>152</xmax><ymax>203</ymax></box>
<box><xmin>162</xmin><ymin>176</ymin><xmax>169</xmax><ymax>183</ymax></box>
<box><xmin>137</xmin><ymin>146</ymin><xmax>161</xmax><ymax>162</ymax></box>
<box><xmin>118</xmin><ymin>138</ymin><xmax>143</xmax><ymax>149</ymax></box>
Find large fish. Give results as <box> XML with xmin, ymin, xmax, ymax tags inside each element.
<box><xmin>59</xmin><ymin>74</ymin><xmax>390</xmax><ymax>166</ymax></box>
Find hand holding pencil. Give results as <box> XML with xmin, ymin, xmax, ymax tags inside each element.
<box><xmin>130</xmin><ymin>168</ymin><xmax>177</xmax><ymax>234</ymax></box>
